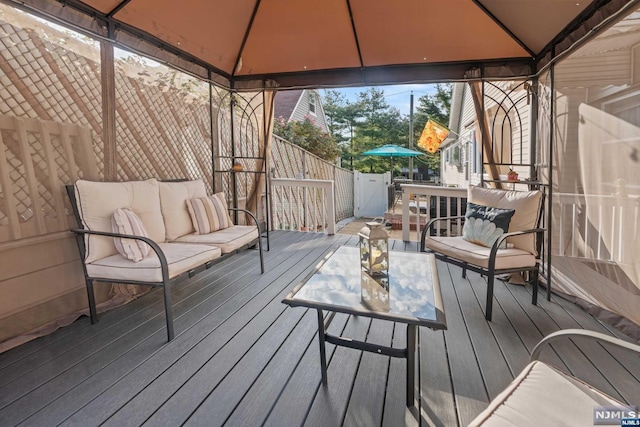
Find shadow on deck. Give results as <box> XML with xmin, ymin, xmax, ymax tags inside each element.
<box><xmin>0</xmin><ymin>231</ymin><xmax>638</xmax><ymax>426</ymax></box>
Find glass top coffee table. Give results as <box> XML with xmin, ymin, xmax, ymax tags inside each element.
<box><xmin>283</xmin><ymin>245</ymin><xmax>446</xmax><ymax>407</ymax></box>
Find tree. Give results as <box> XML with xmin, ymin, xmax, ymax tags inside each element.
<box><xmin>322</xmin><ymin>89</ymin><xmax>362</xmax><ymax>150</ymax></box>
<box><xmin>273</xmin><ymin>116</ymin><xmax>341</xmax><ymax>162</ymax></box>
<box><xmin>413</xmin><ymin>83</ymin><xmax>452</xmax><ymax>131</ymax></box>
<box><xmin>322</xmin><ymin>87</ymin><xmax>413</xmax><ymax>174</ymax></box>
<box><xmin>322</xmin><ymin>86</ymin><xmax>455</xmax><ymax>176</ymax></box>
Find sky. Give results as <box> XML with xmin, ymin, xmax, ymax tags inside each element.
<box><xmin>321</xmin><ymin>84</ymin><xmax>437</xmax><ymax>117</ymax></box>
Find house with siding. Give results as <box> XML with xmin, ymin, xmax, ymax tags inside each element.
<box><xmin>274</xmin><ymin>89</ymin><xmax>329</xmax><ymax>132</ymax></box>
<box><xmin>440</xmin><ymin>81</ymin><xmax>533</xmax><ymax>188</ymax></box>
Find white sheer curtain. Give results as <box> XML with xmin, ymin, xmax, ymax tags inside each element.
<box><xmin>543</xmin><ymin>7</ymin><xmax>640</xmax><ymax>333</ymax></box>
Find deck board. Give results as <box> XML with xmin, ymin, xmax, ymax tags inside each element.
<box><xmin>435</xmin><ymin>261</ymin><xmax>489</xmax><ymax>427</ymax></box>
<box><xmin>0</xmin><ymin>230</ymin><xmax>637</xmax><ymax>426</ymax></box>
<box><xmin>23</xmin><ymin>232</ymin><xmax>311</xmax><ymax>426</ymax></box>
<box><xmin>263</xmin><ymin>312</ymin><xmax>351</xmax><ymax>427</ymax></box>
<box><xmin>465</xmin><ymin>272</ymin><xmax>530</xmax><ymax>378</ymax></box>
<box><xmin>519</xmin><ymin>285</ymin><xmax>640</xmax><ymax>404</ymax></box>
<box><xmin>343</xmin><ymin>318</ymin><xmax>394</xmax><ymax>427</ymax></box>
<box><xmin>96</xmin><ymin>233</ymin><xmax>346</xmax><ymax>427</ymax></box>
<box><xmin>505</xmin><ymin>278</ymin><xmax>625</xmax><ymax>401</ymax></box>
<box><xmin>450</xmin><ymin>271</ymin><xmax>514</xmax><ymax>400</ymax></box>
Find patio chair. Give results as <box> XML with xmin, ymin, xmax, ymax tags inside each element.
<box><xmin>420</xmin><ymin>185</ymin><xmax>545</xmax><ymax>321</ymax></box>
<box><xmin>470</xmin><ymin>329</ymin><xmax>640</xmax><ymax>426</ymax></box>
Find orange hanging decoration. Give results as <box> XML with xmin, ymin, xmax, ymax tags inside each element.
<box><xmin>417</xmin><ymin>119</ymin><xmax>449</xmax><ymax>153</ymax></box>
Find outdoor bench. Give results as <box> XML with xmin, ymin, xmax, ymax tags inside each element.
<box><xmin>66</xmin><ymin>179</ymin><xmax>264</xmax><ymax>341</ymax></box>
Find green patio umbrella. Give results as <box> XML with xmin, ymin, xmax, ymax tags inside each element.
<box><xmin>361</xmin><ymin>144</ymin><xmax>424</xmax><ymax>176</ymax></box>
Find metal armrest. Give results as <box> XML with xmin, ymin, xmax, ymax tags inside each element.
<box><xmin>531</xmin><ymin>329</ymin><xmax>640</xmax><ymax>362</ymax></box>
<box><xmin>227</xmin><ymin>207</ymin><xmax>265</xmax><ymax>272</ymax></box>
<box><xmin>420</xmin><ymin>215</ymin><xmax>466</xmax><ymax>252</ymax></box>
<box><xmin>70</xmin><ymin>228</ymin><xmax>169</xmax><ymax>279</ymax></box>
<box><xmin>489</xmin><ymin>228</ymin><xmax>546</xmax><ymax>260</ymax></box>
<box><xmin>228</xmin><ymin>207</ymin><xmax>261</xmax><ymax>231</ymax></box>
<box><xmin>425</xmin><ymin>215</ymin><xmax>466</xmax><ymax>229</ymax></box>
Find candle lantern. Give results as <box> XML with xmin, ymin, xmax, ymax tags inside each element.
<box><xmin>358</xmin><ymin>218</ymin><xmax>389</xmax><ymax>276</ymax></box>
<box><xmin>361</xmin><ymin>270</ymin><xmax>390</xmax><ymax>312</ymax></box>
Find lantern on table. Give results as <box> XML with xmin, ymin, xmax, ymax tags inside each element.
<box><xmin>358</xmin><ymin>218</ymin><xmax>389</xmax><ymax>276</ymax></box>
<box><xmin>361</xmin><ymin>270</ymin><xmax>390</xmax><ymax>312</ymax></box>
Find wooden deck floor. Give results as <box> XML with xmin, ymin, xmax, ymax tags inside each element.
<box><xmin>1</xmin><ymin>230</ymin><xmax>639</xmax><ymax>426</ymax></box>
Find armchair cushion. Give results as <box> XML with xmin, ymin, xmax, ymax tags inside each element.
<box><xmin>425</xmin><ymin>236</ymin><xmax>536</xmax><ymax>270</ymax></box>
<box><xmin>462</xmin><ymin>202</ymin><xmax>515</xmax><ymax>248</ymax></box>
<box><xmin>468</xmin><ymin>186</ymin><xmax>543</xmax><ymax>254</ymax></box>
<box><xmin>469</xmin><ymin>360</ymin><xmax>623</xmax><ymax>426</ymax></box>
<box><xmin>158</xmin><ymin>180</ymin><xmax>207</xmax><ymax>240</ymax></box>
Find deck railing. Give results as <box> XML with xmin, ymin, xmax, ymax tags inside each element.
<box><xmin>555</xmin><ymin>192</ymin><xmax>639</xmax><ymax>265</ymax></box>
<box><xmin>270</xmin><ymin>178</ymin><xmax>336</xmax><ymax>235</ymax></box>
<box><xmin>400</xmin><ymin>184</ymin><xmax>468</xmax><ymax>242</ymax></box>
<box><xmin>271</xmin><ymin>135</ymin><xmax>353</xmax><ymax>222</ymax></box>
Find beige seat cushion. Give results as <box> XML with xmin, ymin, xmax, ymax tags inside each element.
<box><xmin>469</xmin><ymin>361</ymin><xmax>623</xmax><ymax>426</ymax></box>
<box><xmin>158</xmin><ymin>180</ymin><xmax>208</xmax><ymax>241</ymax></box>
<box><xmin>468</xmin><ymin>186</ymin><xmax>543</xmax><ymax>254</ymax></box>
<box><xmin>74</xmin><ymin>179</ymin><xmax>166</xmax><ymax>263</ymax></box>
<box><xmin>86</xmin><ymin>243</ymin><xmax>221</xmax><ymax>283</ymax></box>
<box><xmin>173</xmin><ymin>225</ymin><xmax>259</xmax><ymax>254</ymax></box>
<box><xmin>425</xmin><ymin>236</ymin><xmax>535</xmax><ymax>269</ymax></box>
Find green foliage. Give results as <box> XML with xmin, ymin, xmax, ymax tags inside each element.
<box><xmin>413</xmin><ymin>83</ymin><xmax>452</xmax><ymax>132</ymax></box>
<box><xmin>322</xmin><ymin>84</ymin><xmax>454</xmax><ymax>177</ymax></box>
<box><xmin>323</xmin><ymin>89</ymin><xmax>362</xmax><ymax>148</ymax></box>
<box><xmin>273</xmin><ymin>116</ymin><xmax>341</xmax><ymax>162</ymax></box>
<box><xmin>323</xmin><ymin>88</ymin><xmax>413</xmax><ymax>174</ymax></box>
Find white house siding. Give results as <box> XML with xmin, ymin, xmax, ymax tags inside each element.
<box><xmin>441</xmin><ymin>83</ymin><xmax>472</xmax><ymax>187</ymax></box>
<box><xmin>290</xmin><ymin>90</ymin><xmax>329</xmax><ymax>133</ymax></box>
<box><xmin>441</xmin><ymin>81</ymin><xmax>533</xmax><ymax>188</ymax></box>
<box><xmin>554</xmin><ymin>50</ymin><xmax>632</xmax><ymax>88</ymax></box>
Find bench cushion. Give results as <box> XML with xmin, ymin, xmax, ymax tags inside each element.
<box><xmin>469</xmin><ymin>361</ymin><xmax>623</xmax><ymax>426</ymax></box>
<box><xmin>468</xmin><ymin>186</ymin><xmax>543</xmax><ymax>254</ymax></box>
<box><xmin>158</xmin><ymin>180</ymin><xmax>207</xmax><ymax>241</ymax></box>
<box><xmin>86</xmin><ymin>243</ymin><xmax>221</xmax><ymax>283</ymax></box>
<box><xmin>75</xmin><ymin>179</ymin><xmax>166</xmax><ymax>263</ymax></box>
<box><xmin>173</xmin><ymin>225</ymin><xmax>259</xmax><ymax>254</ymax></box>
<box><xmin>425</xmin><ymin>236</ymin><xmax>535</xmax><ymax>269</ymax></box>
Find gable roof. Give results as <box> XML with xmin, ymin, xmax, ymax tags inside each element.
<box><xmin>274</xmin><ymin>90</ymin><xmax>304</xmax><ymax>121</ymax></box>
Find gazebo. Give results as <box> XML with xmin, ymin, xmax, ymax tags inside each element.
<box><xmin>0</xmin><ymin>1</ymin><xmax>639</xmax><ymax>425</ymax></box>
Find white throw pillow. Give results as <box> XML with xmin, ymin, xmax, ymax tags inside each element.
<box><xmin>111</xmin><ymin>208</ymin><xmax>150</xmax><ymax>262</ymax></box>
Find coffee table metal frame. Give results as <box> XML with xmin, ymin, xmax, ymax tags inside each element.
<box><xmin>283</xmin><ymin>247</ymin><xmax>446</xmax><ymax>407</ymax></box>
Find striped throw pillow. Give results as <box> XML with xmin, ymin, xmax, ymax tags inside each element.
<box><xmin>111</xmin><ymin>208</ymin><xmax>150</xmax><ymax>262</ymax></box>
<box><xmin>186</xmin><ymin>193</ymin><xmax>233</xmax><ymax>234</ymax></box>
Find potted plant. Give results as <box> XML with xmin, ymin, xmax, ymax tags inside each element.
<box><xmin>507</xmin><ymin>168</ymin><xmax>519</xmax><ymax>182</ymax></box>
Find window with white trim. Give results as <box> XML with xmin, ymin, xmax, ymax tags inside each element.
<box><xmin>308</xmin><ymin>91</ymin><xmax>316</xmax><ymax>115</ymax></box>
<box><xmin>470</xmin><ymin>130</ymin><xmax>481</xmax><ymax>174</ymax></box>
